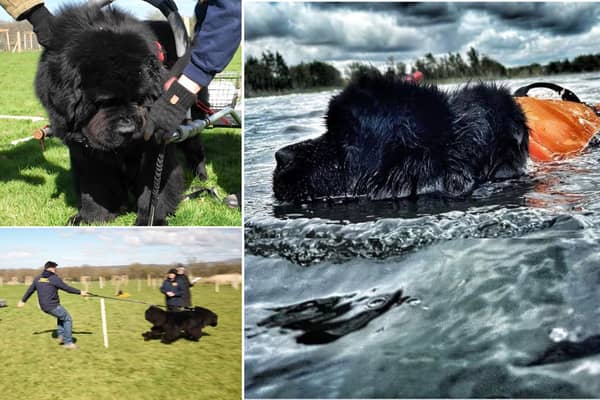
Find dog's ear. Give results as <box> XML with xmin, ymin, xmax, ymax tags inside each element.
<box><xmin>65</xmin><ymin>74</ymin><xmax>91</xmax><ymax>132</ymax></box>
<box><xmin>48</xmin><ymin>72</ymin><xmax>92</xmax><ymax>134</ymax></box>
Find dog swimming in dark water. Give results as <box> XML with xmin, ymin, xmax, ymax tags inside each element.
<box><xmin>273</xmin><ymin>71</ymin><xmax>529</xmax><ymax>203</ymax></box>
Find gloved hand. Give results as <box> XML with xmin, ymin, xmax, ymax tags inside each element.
<box><xmin>144</xmin><ymin>80</ymin><xmax>197</xmax><ymax>143</ymax></box>
<box><xmin>24</xmin><ymin>5</ymin><xmax>54</xmax><ymax>49</ymax></box>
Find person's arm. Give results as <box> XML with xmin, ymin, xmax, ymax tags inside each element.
<box><xmin>182</xmin><ymin>0</ymin><xmax>241</xmax><ymax>88</ymax></box>
<box><xmin>17</xmin><ymin>280</ymin><xmax>37</xmax><ymax>307</ymax></box>
<box><xmin>191</xmin><ymin>277</ymin><xmax>202</xmax><ymax>285</ymax></box>
<box><xmin>160</xmin><ymin>280</ymin><xmax>175</xmax><ymax>296</ymax></box>
<box><xmin>159</xmin><ymin>280</ymin><xmax>168</xmax><ymax>294</ymax></box>
<box><xmin>0</xmin><ymin>0</ymin><xmax>42</xmax><ymax>20</ymax></box>
<box><xmin>183</xmin><ymin>275</ymin><xmax>193</xmax><ymax>287</ymax></box>
<box><xmin>50</xmin><ymin>275</ymin><xmax>86</xmax><ymax>296</ymax></box>
<box><xmin>144</xmin><ymin>0</ymin><xmax>241</xmax><ymax>143</ymax></box>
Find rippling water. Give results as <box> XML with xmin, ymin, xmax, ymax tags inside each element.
<box><xmin>244</xmin><ymin>73</ymin><xmax>600</xmax><ymax>398</ymax></box>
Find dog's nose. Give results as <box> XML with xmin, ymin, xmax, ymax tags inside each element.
<box><xmin>275</xmin><ymin>148</ymin><xmax>295</xmax><ymax>167</ymax></box>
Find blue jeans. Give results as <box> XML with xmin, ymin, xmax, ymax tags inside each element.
<box><xmin>46</xmin><ymin>305</ymin><xmax>73</xmax><ymax>345</ymax></box>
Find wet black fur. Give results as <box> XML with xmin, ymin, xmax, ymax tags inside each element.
<box><xmin>35</xmin><ymin>4</ymin><xmax>204</xmax><ymax>225</ymax></box>
<box><xmin>142</xmin><ymin>305</ymin><xmax>218</xmax><ymax>344</ymax></box>
<box><xmin>273</xmin><ymin>71</ymin><xmax>529</xmax><ymax>202</ymax></box>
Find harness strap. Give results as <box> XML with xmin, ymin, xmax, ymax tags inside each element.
<box><xmin>513</xmin><ymin>82</ymin><xmax>582</xmax><ymax>103</ymax></box>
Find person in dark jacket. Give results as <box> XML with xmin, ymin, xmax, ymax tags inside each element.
<box><xmin>160</xmin><ymin>268</ymin><xmax>184</xmax><ymax>311</ymax></box>
<box><xmin>175</xmin><ymin>265</ymin><xmax>201</xmax><ymax>308</ymax></box>
<box><xmin>17</xmin><ymin>261</ymin><xmax>87</xmax><ymax>350</ymax></box>
<box><xmin>144</xmin><ymin>0</ymin><xmax>241</xmax><ymax>143</ymax></box>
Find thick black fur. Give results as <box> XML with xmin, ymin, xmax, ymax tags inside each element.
<box><xmin>142</xmin><ymin>306</ymin><xmax>218</xmax><ymax>344</ymax></box>
<box><xmin>273</xmin><ymin>71</ymin><xmax>529</xmax><ymax>202</ymax></box>
<box><xmin>35</xmin><ymin>4</ymin><xmax>205</xmax><ymax>225</ymax></box>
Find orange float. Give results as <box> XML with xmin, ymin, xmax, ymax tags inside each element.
<box><xmin>513</xmin><ymin>83</ymin><xmax>600</xmax><ymax>162</ymax></box>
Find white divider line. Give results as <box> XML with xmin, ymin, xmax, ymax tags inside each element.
<box><xmin>0</xmin><ymin>115</ymin><xmax>45</xmax><ymax>121</ymax></box>
<box><xmin>100</xmin><ymin>298</ymin><xmax>109</xmax><ymax>348</ymax></box>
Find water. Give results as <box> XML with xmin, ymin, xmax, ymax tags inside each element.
<box><xmin>244</xmin><ymin>73</ymin><xmax>600</xmax><ymax>398</ymax></box>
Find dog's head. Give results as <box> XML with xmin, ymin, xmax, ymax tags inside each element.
<box><xmin>192</xmin><ymin>306</ymin><xmax>219</xmax><ymax>327</ymax></box>
<box><xmin>145</xmin><ymin>305</ymin><xmax>167</xmax><ymax>326</ymax></box>
<box><xmin>70</xmin><ymin>30</ymin><xmax>162</xmax><ymax>149</ymax></box>
<box><xmin>273</xmin><ymin>72</ymin><xmax>454</xmax><ymax>202</ymax></box>
<box><xmin>43</xmin><ymin>6</ymin><xmax>163</xmax><ymax>150</ymax></box>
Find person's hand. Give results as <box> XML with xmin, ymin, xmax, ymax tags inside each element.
<box><xmin>17</xmin><ymin>301</ymin><xmax>25</xmax><ymax>308</ymax></box>
<box><xmin>80</xmin><ymin>291</ymin><xmax>88</xmax><ymax>296</ymax></box>
<box><xmin>166</xmin><ymin>291</ymin><xmax>175</xmax><ymax>297</ymax></box>
<box><xmin>191</xmin><ymin>277</ymin><xmax>202</xmax><ymax>284</ymax></box>
<box><xmin>144</xmin><ymin>80</ymin><xmax>197</xmax><ymax>144</ymax></box>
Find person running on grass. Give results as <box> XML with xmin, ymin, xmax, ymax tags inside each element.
<box><xmin>17</xmin><ymin>261</ymin><xmax>88</xmax><ymax>350</ymax></box>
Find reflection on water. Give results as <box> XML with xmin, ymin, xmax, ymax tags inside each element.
<box><xmin>244</xmin><ymin>73</ymin><xmax>600</xmax><ymax>398</ymax></box>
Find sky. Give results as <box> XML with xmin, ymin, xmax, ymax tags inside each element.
<box><xmin>0</xmin><ymin>228</ymin><xmax>242</xmax><ymax>269</ymax></box>
<box><xmin>245</xmin><ymin>2</ymin><xmax>600</xmax><ymax>71</ymax></box>
<box><xmin>0</xmin><ymin>0</ymin><xmax>198</xmax><ymax>21</ymax></box>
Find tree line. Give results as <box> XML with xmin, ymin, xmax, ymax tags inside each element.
<box><xmin>0</xmin><ymin>260</ymin><xmax>242</xmax><ymax>282</ymax></box>
<box><xmin>410</xmin><ymin>48</ymin><xmax>600</xmax><ymax>80</ymax></box>
<box><xmin>245</xmin><ymin>48</ymin><xmax>600</xmax><ymax>94</ymax></box>
<box><xmin>245</xmin><ymin>51</ymin><xmax>343</xmax><ymax>95</ymax></box>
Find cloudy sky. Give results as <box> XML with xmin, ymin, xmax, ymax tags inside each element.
<box><xmin>245</xmin><ymin>2</ymin><xmax>600</xmax><ymax>71</ymax></box>
<box><xmin>0</xmin><ymin>228</ymin><xmax>241</xmax><ymax>269</ymax></box>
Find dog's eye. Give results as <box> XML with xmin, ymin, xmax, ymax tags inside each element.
<box><xmin>95</xmin><ymin>97</ymin><xmax>118</xmax><ymax>109</ymax></box>
<box><xmin>96</xmin><ymin>99</ymin><xmax>117</xmax><ymax>108</ymax></box>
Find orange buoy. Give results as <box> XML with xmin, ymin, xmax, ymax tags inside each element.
<box><xmin>515</xmin><ymin>97</ymin><xmax>600</xmax><ymax>162</ymax></box>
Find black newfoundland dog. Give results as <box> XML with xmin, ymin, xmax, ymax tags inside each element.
<box><xmin>273</xmin><ymin>71</ymin><xmax>528</xmax><ymax>202</ymax></box>
<box><xmin>142</xmin><ymin>305</ymin><xmax>218</xmax><ymax>344</ymax></box>
<box><xmin>35</xmin><ymin>4</ymin><xmax>205</xmax><ymax>225</ymax></box>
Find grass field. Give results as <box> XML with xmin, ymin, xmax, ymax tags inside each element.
<box><xmin>0</xmin><ymin>49</ymin><xmax>241</xmax><ymax>226</ymax></box>
<box><xmin>0</xmin><ymin>280</ymin><xmax>241</xmax><ymax>400</ymax></box>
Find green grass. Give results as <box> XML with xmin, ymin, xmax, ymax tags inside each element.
<box><xmin>0</xmin><ymin>51</ymin><xmax>241</xmax><ymax>226</ymax></box>
<box><xmin>225</xmin><ymin>47</ymin><xmax>242</xmax><ymax>74</ymax></box>
<box><xmin>0</xmin><ymin>281</ymin><xmax>241</xmax><ymax>400</ymax></box>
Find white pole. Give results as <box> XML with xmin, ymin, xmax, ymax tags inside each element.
<box><xmin>100</xmin><ymin>298</ymin><xmax>109</xmax><ymax>348</ymax></box>
<box><xmin>99</xmin><ymin>276</ymin><xmax>104</xmax><ymax>289</ymax></box>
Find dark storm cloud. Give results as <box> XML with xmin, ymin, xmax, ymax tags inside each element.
<box><xmin>245</xmin><ymin>2</ymin><xmax>600</xmax><ymax>68</ymax></box>
<box><xmin>246</xmin><ymin>2</ymin><xmax>600</xmax><ymax>42</ymax></box>
<box><xmin>244</xmin><ymin>5</ymin><xmax>294</xmax><ymax>40</ymax></box>
<box><xmin>245</xmin><ymin>3</ymin><xmax>423</xmax><ymax>52</ymax></box>
<box><xmin>467</xmin><ymin>3</ymin><xmax>600</xmax><ymax>35</ymax></box>
<box><xmin>308</xmin><ymin>2</ymin><xmax>460</xmax><ymax>25</ymax></box>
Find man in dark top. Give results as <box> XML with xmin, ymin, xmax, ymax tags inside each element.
<box><xmin>160</xmin><ymin>268</ymin><xmax>184</xmax><ymax>311</ymax></box>
<box><xmin>175</xmin><ymin>265</ymin><xmax>196</xmax><ymax>308</ymax></box>
<box><xmin>17</xmin><ymin>261</ymin><xmax>88</xmax><ymax>350</ymax></box>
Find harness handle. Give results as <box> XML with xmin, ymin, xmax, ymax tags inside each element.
<box><xmin>513</xmin><ymin>82</ymin><xmax>582</xmax><ymax>103</ymax></box>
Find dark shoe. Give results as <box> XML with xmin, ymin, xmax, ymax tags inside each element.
<box><xmin>63</xmin><ymin>343</ymin><xmax>79</xmax><ymax>350</ymax></box>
